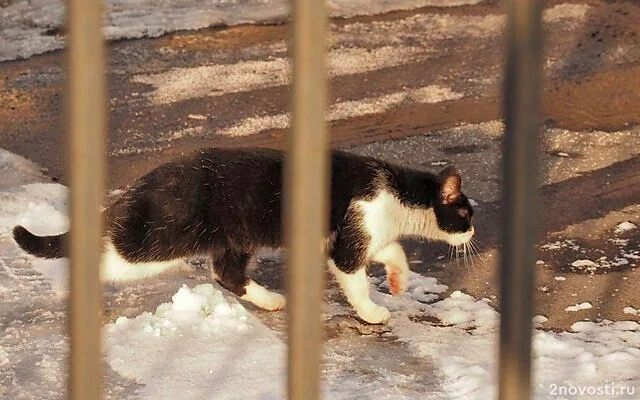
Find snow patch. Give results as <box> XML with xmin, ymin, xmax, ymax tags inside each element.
<box><xmin>2</xmin><ymin>1</ymin><xmax>588</xmax><ymax>62</ymax></box>
<box><xmin>0</xmin><ymin>149</ymin><xmax>49</xmax><ymax>190</ymax></box>
<box><xmin>533</xmin><ymin>315</ymin><xmax>548</xmax><ymax>328</ymax></box>
<box><xmin>623</xmin><ymin>307</ymin><xmax>639</xmax><ymax>316</ymax></box>
<box><xmin>541</xmin><ymin>239</ymin><xmax>581</xmax><ymax>251</ymax></box>
<box><xmin>622</xmin><ymin>251</ymin><xmax>640</xmax><ymax>260</ymax></box>
<box><xmin>106</xmin><ymin>283</ymin><xmax>285</xmax><ymax>399</ymax></box>
<box><xmin>565</xmin><ymin>302</ymin><xmax>593</xmax><ymax>312</ymax></box>
<box><xmin>186</xmin><ymin>114</ymin><xmax>207</xmax><ymax>121</ymax></box>
<box><xmin>615</xmin><ymin>221</ymin><xmax>638</xmax><ymax>234</ymax></box>
<box><xmin>571</xmin><ymin>259</ymin><xmax>597</xmax><ymax>268</ymax></box>
<box><xmin>385</xmin><ymin>272</ymin><xmax>640</xmax><ymax>399</ymax></box>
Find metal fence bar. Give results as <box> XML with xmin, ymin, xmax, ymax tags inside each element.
<box><xmin>285</xmin><ymin>0</ymin><xmax>328</xmax><ymax>398</ymax></box>
<box><xmin>67</xmin><ymin>0</ymin><xmax>106</xmax><ymax>398</ymax></box>
<box><xmin>498</xmin><ymin>1</ymin><xmax>543</xmax><ymax>399</ymax></box>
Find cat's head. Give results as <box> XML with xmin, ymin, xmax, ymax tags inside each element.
<box><xmin>433</xmin><ymin>166</ymin><xmax>475</xmax><ymax>246</ymax></box>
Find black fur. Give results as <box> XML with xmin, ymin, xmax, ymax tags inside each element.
<box><xmin>13</xmin><ymin>147</ymin><xmax>473</xmax><ymax>296</ymax></box>
<box><xmin>12</xmin><ymin>225</ymin><xmax>67</xmax><ymax>258</ymax></box>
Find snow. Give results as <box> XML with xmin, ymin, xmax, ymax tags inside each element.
<box><xmin>571</xmin><ymin>259</ymin><xmax>597</xmax><ymax>268</ymax></box>
<box><xmin>615</xmin><ymin>221</ymin><xmax>638</xmax><ymax>234</ymax></box>
<box><xmin>565</xmin><ymin>302</ymin><xmax>593</xmax><ymax>312</ymax></box>
<box><xmin>555</xmin><ymin>276</ymin><xmax>567</xmax><ymax>281</ymax></box>
<box><xmin>533</xmin><ymin>315</ymin><xmax>548</xmax><ymax>328</ymax></box>
<box><xmin>1</xmin><ymin>147</ymin><xmax>640</xmax><ymax>399</ymax></box>
<box><xmin>186</xmin><ymin>114</ymin><xmax>207</xmax><ymax>121</ymax></box>
<box><xmin>371</xmin><ymin>273</ymin><xmax>640</xmax><ymax>399</ymax></box>
<box><xmin>0</xmin><ymin>0</ymin><xmax>483</xmax><ymax>62</ymax></box>
<box><xmin>541</xmin><ymin>233</ymin><xmax>639</xmax><ymax>272</ymax></box>
<box><xmin>623</xmin><ymin>307</ymin><xmax>639</xmax><ymax>316</ymax></box>
<box><xmin>106</xmin><ymin>284</ymin><xmax>286</xmax><ymax>400</ymax></box>
<box><xmin>569</xmin><ymin>256</ymin><xmax>635</xmax><ymax>273</ymax></box>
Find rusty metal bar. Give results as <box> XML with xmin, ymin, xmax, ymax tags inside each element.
<box><xmin>67</xmin><ymin>0</ymin><xmax>106</xmax><ymax>398</ymax></box>
<box><xmin>498</xmin><ymin>1</ymin><xmax>543</xmax><ymax>400</ymax></box>
<box><xmin>285</xmin><ymin>0</ymin><xmax>328</xmax><ymax>398</ymax></box>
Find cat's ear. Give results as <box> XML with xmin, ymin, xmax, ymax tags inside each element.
<box><xmin>438</xmin><ymin>166</ymin><xmax>461</xmax><ymax>204</ymax></box>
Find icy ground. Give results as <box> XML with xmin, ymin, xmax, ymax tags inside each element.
<box><xmin>1</xmin><ymin>148</ymin><xmax>639</xmax><ymax>399</ymax></box>
<box><xmin>0</xmin><ymin>0</ymin><xmax>481</xmax><ymax>62</ymax></box>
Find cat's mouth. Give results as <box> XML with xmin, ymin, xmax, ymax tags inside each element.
<box><xmin>445</xmin><ymin>226</ymin><xmax>475</xmax><ymax>246</ymax></box>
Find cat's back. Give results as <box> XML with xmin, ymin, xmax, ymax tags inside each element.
<box><xmin>196</xmin><ymin>147</ymin><xmax>284</xmax><ymax>184</ymax></box>
<box><xmin>132</xmin><ymin>147</ymin><xmax>284</xmax><ymax>191</ymax></box>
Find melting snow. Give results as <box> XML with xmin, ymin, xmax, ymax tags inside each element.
<box><xmin>533</xmin><ymin>315</ymin><xmax>548</xmax><ymax>328</ymax></box>
<box><xmin>2</xmin><ymin>147</ymin><xmax>640</xmax><ymax>399</ymax></box>
<box><xmin>106</xmin><ymin>284</ymin><xmax>285</xmax><ymax>400</ymax></box>
<box><xmin>623</xmin><ymin>307</ymin><xmax>639</xmax><ymax>316</ymax></box>
<box><xmin>565</xmin><ymin>302</ymin><xmax>593</xmax><ymax>312</ymax></box>
<box><xmin>571</xmin><ymin>259</ymin><xmax>597</xmax><ymax>268</ymax></box>
<box><xmin>0</xmin><ymin>0</ymin><xmax>483</xmax><ymax>62</ymax></box>
<box><xmin>615</xmin><ymin>222</ymin><xmax>638</xmax><ymax>235</ymax></box>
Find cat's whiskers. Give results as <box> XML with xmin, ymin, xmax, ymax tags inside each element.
<box><xmin>464</xmin><ymin>242</ymin><xmax>472</xmax><ymax>269</ymax></box>
<box><xmin>469</xmin><ymin>241</ymin><xmax>481</xmax><ymax>265</ymax></box>
<box><xmin>462</xmin><ymin>242</ymin><xmax>468</xmax><ymax>268</ymax></box>
<box><xmin>469</xmin><ymin>238</ymin><xmax>487</xmax><ymax>264</ymax></box>
<box><xmin>467</xmin><ymin>241</ymin><xmax>477</xmax><ymax>269</ymax></box>
<box><xmin>462</xmin><ymin>243</ymin><xmax>467</xmax><ymax>269</ymax></box>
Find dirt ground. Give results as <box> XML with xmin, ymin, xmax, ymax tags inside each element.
<box><xmin>1</xmin><ymin>0</ymin><xmax>639</xmax><ymax>334</ymax></box>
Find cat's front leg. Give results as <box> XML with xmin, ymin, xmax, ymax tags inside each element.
<box><xmin>371</xmin><ymin>241</ymin><xmax>409</xmax><ymax>296</ymax></box>
<box><xmin>328</xmin><ymin>260</ymin><xmax>391</xmax><ymax>324</ymax></box>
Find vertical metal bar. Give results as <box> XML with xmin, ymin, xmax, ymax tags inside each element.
<box><xmin>285</xmin><ymin>0</ymin><xmax>328</xmax><ymax>398</ymax></box>
<box><xmin>498</xmin><ymin>1</ymin><xmax>543</xmax><ymax>400</ymax></box>
<box><xmin>67</xmin><ymin>0</ymin><xmax>106</xmax><ymax>398</ymax></box>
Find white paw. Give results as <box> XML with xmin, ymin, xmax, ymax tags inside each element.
<box><xmin>357</xmin><ymin>304</ymin><xmax>391</xmax><ymax>325</ymax></box>
<box><xmin>241</xmin><ymin>281</ymin><xmax>286</xmax><ymax>311</ymax></box>
<box><xmin>261</xmin><ymin>292</ymin><xmax>286</xmax><ymax>311</ymax></box>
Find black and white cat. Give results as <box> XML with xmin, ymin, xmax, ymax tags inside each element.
<box><xmin>13</xmin><ymin>147</ymin><xmax>474</xmax><ymax>324</ymax></box>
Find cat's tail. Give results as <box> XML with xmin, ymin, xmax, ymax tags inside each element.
<box><xmin>12</xmin><ymin>225</ymin><xmax>68</xmax><ymax>259</ymax></box>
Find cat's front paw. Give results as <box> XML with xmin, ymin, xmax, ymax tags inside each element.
<box><xmin>357</xmin><ymin>305</ymin><xmax>391</xmax><ymax>325</ymax></box>
<box><xmin>387</xmin><ymin>267</ymin><xmax>407</xmax><ymax>296</ymax></box>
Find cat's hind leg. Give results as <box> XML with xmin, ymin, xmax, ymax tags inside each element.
<box><xmin>211</xmin><ymin>249</ymin><xmax>286</xmax><ymax>311</ymax></box>
<box><xmin>328</xmin><ymin>259</ymin><xmax>390</xmax><ymax>324</ymax></box>
<box><xmin>371</xmin><ymin>241</ymin><xmax>409</xmax><ymax>296</ymax></box>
